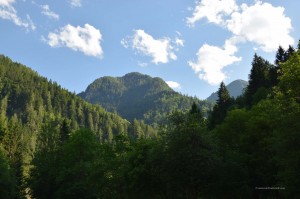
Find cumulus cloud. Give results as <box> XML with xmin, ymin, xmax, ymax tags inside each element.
<box><xmin>227</xmin><ymin>1</ymin><xmax>294</xmax><ymax>52</ymax></box>
<box><xmin>166</xmin><ymin>81</ymin><xmax>181</xmax><ymax>89</ymax></box>
<box><xmin>187</xmin><ymin>0</ymin><xmax>238</xmax><ymax>26</ymax></box>
<box><xmin>0</xmin><ymin>0</ymin><xmax>35</xmax><ymax>30</ymax></box>
<box><xmin>0</xmin><ymin>0</ymin><xmax>14</xmax><ymax>6</ymax></box>
<box><xmin>121</xmin><ymin>30</ymin><xmax>183</xmax><ymax>64</ymax></box>
<box><xmin>46</xmin><ymin>24</ymin><xmax>103</xmax><ymax>58</ymax></box>
<box><xmin>69</xmin><ymin>0</ymin><xmax>81</xmax><ymax>8</ymax></box>
<box><xmin>188</xmin><ymin>0</ymin><xmax>294</xmax><ymax>51</ymax></box>
<box><xmin>41</xmin><ymin>4</ymin><xmax>59</xmax><ymax>20</ymax></box>
<box><xmin>188</xmin><ymin>41</ymin><xmax>241</xmax><ymax>85</ymax></box>
<box><xmin>187</xmin><ymin>0</ymin><xmax>294</xmax><ymax>84</ymax></box>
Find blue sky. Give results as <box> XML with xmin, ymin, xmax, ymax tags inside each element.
<box><xmin>0</xmin><ymin>0</ymin><xmax>299</xmax><ymax>99</ymax></box>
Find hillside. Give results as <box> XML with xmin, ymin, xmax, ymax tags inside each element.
<box><xmin>206</xmin><ymin>79</ymin><xmax>248</xmax><ymax>102</ymax></box>
<box><xmin>78</xmin><ymin>72</ymin><xmax>213</xmax><ymax>124</ymax></box>
<box><xmin>0</xmin><ymin>55</ymin><xmax>155</xmax><ymax>142</ymax></box>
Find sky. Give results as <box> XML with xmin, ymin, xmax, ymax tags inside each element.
<box><xmin>0</xmin><ymin>0</ymin><xmax>299</xmax><ymax>99</ymax></box>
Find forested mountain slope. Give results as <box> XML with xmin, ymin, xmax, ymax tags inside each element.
<box><xmin>78</xmin><ymin>72</ymin><xmax>213</xmax><ymax>124</ymax></box>
<box><xmin>0</xmin><ymin>55</ymin><xmax>155</xmax><ymax>142</ymax></box>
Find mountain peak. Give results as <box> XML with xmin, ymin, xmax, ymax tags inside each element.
<box><xmin>123</xmin><ymin>72</ymin><xmax>148</xmax><ymax>78</ymax></box>
<box><xmin>78</xmin><ymin>72</ymin><xmax>212</xmax><ymax>124</ymax></box>
<box><xmin>206</xmin><ymin>79</ymin><xmax>248</xmax><ymax>102</ymax></box>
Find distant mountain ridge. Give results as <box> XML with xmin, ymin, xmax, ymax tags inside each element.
<box><xmin>207</xmin><ymin>79</ymin><xmax>248</xmax><ymax>102</ymax></box>
<box><xmin>78</xmin><ymin>72</ymin><xmax>213</xmax><ymax>124</ymax></box>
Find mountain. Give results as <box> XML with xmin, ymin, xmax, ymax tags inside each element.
<box><xmin>206</xmin><ymin>79</ymin><xmax>248</xmax><ymax>102</ymax></box>
<box><xmin>0</xmin><ymin>55</ymin><xmax>155</xmax><ymax>142</ymax></box>
<box><xmin>78</xmin><ymin>72</ymin><xmax>213</xmax><ymax>124</ymax></box>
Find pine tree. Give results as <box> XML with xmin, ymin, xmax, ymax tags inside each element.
<box><xmin>272</xmin><ymin>46</ymin><xmax>287</xmax><ymax>86</ymax></box>
<box><xmin>0</xmin><ymin>96</ymin><xmax>8</xmax><ymax>129</ymax></box>
<box><xmin>217</xmin><ymin>82</ymin><xmax>231</xmax><ymax>111</ymax></box>
<box><xmin>275</xmin><ymin>46</ymin><xmax>287</xmax><ymax>66</ymax></box>
<box><xmin>208</xmin><ymin>82</ymin><xmax>232</xmax><ymax>129</ymax></box>
<box><xmin>60</xmin><ymin>119</ymin><xmax>71</xmax><ymax>144</ymax></box>
<box><xmin>0</xmin><ymin>148</ymin><xmax>16</xmax><ymax>199</ymax></box>
<box><xmin>245</xmin><ymin>54</ymin><xmax>271</xmax><ymax>106</ymax></box>
<box><xmin>286</xmin><ymin>45</ymin><xmax>295</xmax><ymax>60</ymax></box>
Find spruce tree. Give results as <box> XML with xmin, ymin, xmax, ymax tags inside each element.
<box><xmin>245</xmin><ymin>54</ymin><xmax>271</xmax><ymax>106</ymax></box>
<box><xmin>271</xmin><ymin>45</ymin><xmax>295</xmax><ymax>88</ymax></box>
<box><xmin>208</xmin><ymin>82</ymin><xmax>232</xmax><ymax>129</ymax></box>
<box><xmin>275</xmin><ymin>46</ymin><xmax>287</xmax><ymax>66</ymax></box>
<box><xmin>286</xmin><ymin>45</ymin><xmax>295</xmax><ymax>60</ymax></box>
<box><xmin>189</xmin><ymin>102</ymin><xmax>203</xmax><ymax>123</ymax></box>
<box><xmin>217</xmin><ymin>82</ymin><xmax>231</xmax><ymax>111</ymax></box>
<box><xmin>271</xmin><ymin>46</ymin><xmax>287</xmax><ymax>85</ymax></box>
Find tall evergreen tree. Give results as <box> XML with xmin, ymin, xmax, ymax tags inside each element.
<box><xmin>275</xmin><ymin>46</ymin><xmax>287</xmax><ymax>66</ymax></box>
<box><xmin>217</xmin><ymin>82</ymin><xmax>231</xmax><ymax>110</ymax></box>
<box><xmin>189</xmin><ymin>101</ymin><xmax>203</xmax><ymax>123</ymax></box>
<box><xmin>0</xmin><ymin>148</ymin><xmax>16</xmax><ymax>199</ymax></box>
<box><xmin>208</xmin><ymin>82</ymin><xmax>232</xmax><ymax>129</ymax></box>
<box><xmin>286</xmin><ymin>45</ymin><xmax>295</xmax><ymax>60</ymax></box>
<box><xmin>60</xmin><ymin>119</ymin><xmax>71</xmax><ymax>144</ymax></box>
<box><xmin>270</xmin><ymin>46</ymin><xmax>287</xmax><ymax>86</ymax></box>
<box><xmin>245</xmin><ymin>54</ymin><xmax>272</xmax><ymax>106</ymax></box>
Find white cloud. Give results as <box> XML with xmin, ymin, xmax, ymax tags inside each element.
<box><xmin>138</xmin><ymin>61</ymin><xmax>148</xmax><ymax>68</ymax></box>
<box><xmin>0</xmin><ymin>0</ymin><xmax>35</xmax><ymax>31</ymax></box>
<box><xmin>175</xmin><ymin>37</ymin><xmax>184</xmax><ymax>47</ymax></box>
<box><xmin>120</xmin><ymin>38</ymin><xmax>129</xmax><ymax>48</ymax></box>
<box><xmin>187</xmin><ymin>0</ymin><xmax>238</xmax><ymax>26</ymax></box>
<box><xmin>69</xmin><ymin>0</ymin><xmax>81</xmax><ymax>8</ymax></box>
<box><xmin>187</xmin><ymin>0</ymin><xmax>294</xmax><ymax>85</ymax></box>
<box><xmin>0</xmin><ymin>0</ymin><xmax>14</xmax><ymax>6</ymax></box>
<box><xmin>41</xmin><ymin>4</ymin><xmax>59</xmax><ymax>20</ymax></box>
<box><xmin>137</xmin><ymin>61</ymin><xmax>148</xmax><ymax>67</ymax></box>
<box><xmin>166</xmin><ymin>81</ymin><xmax>181</xmax><ymax>89</ymax></box>
<box><xmin>46</xmin><ymin>24</ymin><xmax>103</xmax><ymax>58</ymax></box>
<box><xmin>227</xmin><ymin>1</ymin><xmax>294</xmax><ymax>52</ymax></box>
<box><xmin>26</xmin><ymin>14</ymin><xmax>35</xmax><ymax>30</ymax></box>
<box><xmin>188</xmin><ymin>41</ymin><xmax>241</xmax><ymax>85</ymax></box>
<box><xmin>188</xmin><ymin>0</ymin><xmax>294</xmax><ymax>52</ymax></box>
<box><xmin>122</xmin><ymin>29</ymin><xmax>183</xmax><ymax>64</ymax></box>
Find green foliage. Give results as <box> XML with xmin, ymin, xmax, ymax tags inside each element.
<box><xmin>245</xmin><ymin>54</ymin><xmax>273</xmax><ymax>106</ymax></box>
<box><xmin>28</xmin><ymin>118</ymin><xmax>62</xmax><ymax>199</ymax></box>
<box><xmin>275</xmin><ymin>46</ymin><xmax>288</xmax><ymax>66</ymax></box>
<box><xmin>163</xmin><ymin>107</ymin><xmax>220</xmax><ymax>199</ymax></box>
<box><xmin>0</xmin><ymin>55</ymin><xmax>154</xmax><ymax>198</ymax></box>
<box><xmin>208</xmin><ymin>82</ymin><xmax>233</xmax><ymax>129</ymax></box>
<box><xmin>55</xmin><ymin>129</ymin><xmax>100</xmax><ymax>199</ymax></box>
<box><xmin>212</xmin><ymin>51</ymin><xmax>300</xmax><ymax>197</ymax></box>
<box><xmin>0</xmin><ymin>147</ymin><xmax>16</xmax><ymax>199</ymax></box>
<box><xmin>79</xmin><ymin>72</ymin><xmax>213</xmax><ymax>125</ymax></box>
<box><xmin>277</xmin><ymin>52</ymin><xmax>300</xmax><ymax>100</ymax></box>
<box><xmin>0</xmin><ymin>55</ymin><xmax>130</xmax><ymax>141</ymax></box>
